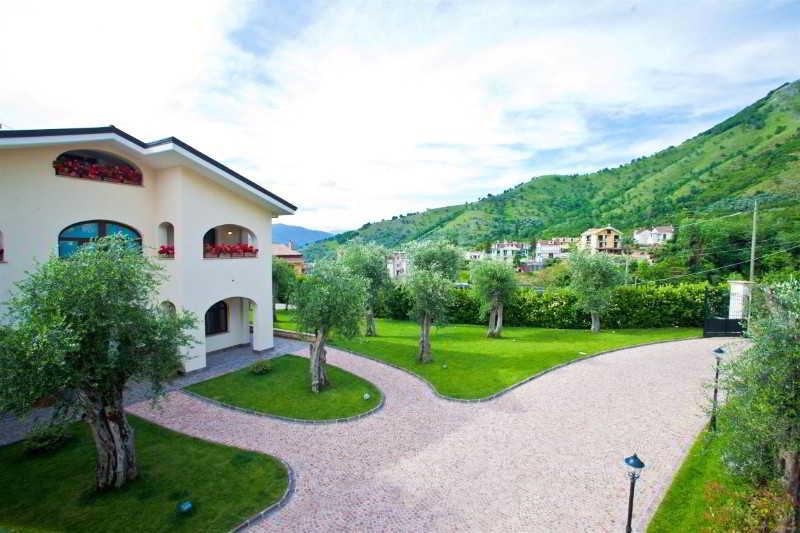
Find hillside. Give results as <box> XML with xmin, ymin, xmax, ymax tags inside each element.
<box><xmin>273</xmin><ymin>223</ymin><xmax>332</xmax><ymax>247</ymax></box>
<box><xmin>305</xmin><ymin>80</ymin><xmax>800</xmax><ymax>261</ymax></box>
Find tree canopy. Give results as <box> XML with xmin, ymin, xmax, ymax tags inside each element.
<box><xmin>0</xmin><ymin>235</ymin><xmax>196</xmax><ymax>490</ymax></box>
<box><xmin>272</xmin><ymin>257</ymin><xmax>297</xmax><ymax>305</ymax></box>
<box><xmin>470</xmin><ymin>260</ymin><xmax>518</xmax><ymax>337</ymax></box>
<box><xmin>339</xmin><ymin>242</ymin><xmax>390</xmax><ymax>336</ymax></box>
<box><xmin>722</xmin><ymin>280</ymin><xmax>800</xmax><ymax>505</ymax></box>
<box><xmin>294</xmin><ymin>260</ymin><xmax>368</xmax><ymax>391</ymax></box>
<box><xmin>409</xmin><ymin>242</ymin><xmax>462</xmax><ymax>281</ymax></box>
<box><xmin>408</xmin><ymin>268</ymin><xmax>452</xmax><ymax>362</ymax></box>
<box><xmin>568</xmin><ymin>251</ymin><xmax>624</xmax><ymax>332</ymax></box>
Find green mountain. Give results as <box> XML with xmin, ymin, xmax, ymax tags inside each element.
<box><xmin>305</xmin><ymin>80</ymin><xmax>800</xmax><ymax>261</ymax></box>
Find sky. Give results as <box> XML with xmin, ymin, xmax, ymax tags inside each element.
<box><xmin>1</xmin><ymin>0</ymin><xmax>798</xmax><ymax>233</ymax></box>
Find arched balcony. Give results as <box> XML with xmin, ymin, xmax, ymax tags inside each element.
<box><xmin>53</xmin><ymin>149</ymin><xmax>143</xmax><ymax>186</ymax></box>
<box><xmin>158</xmin><ymin>222</ymin><xmax>175</xmax><ymax>258</ymax></box>
<box><xmin>202</xmin><ymin>224</ymin><xmax>258</xmax><ymax>259</ymax></box>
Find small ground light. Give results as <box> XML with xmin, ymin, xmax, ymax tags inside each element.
<box><xmin>177</xmin><ymin>500</ymin><xmax>194</xmax><ymax>515</ymax></box>
<box><xmin>710</xmin><ymin>346</ymin><xmax>726</xmax><ymax>431</ymax></box>
<box><xmin>624</xmin><ymin>454</ymin><xmax>645</xmax><ymax>533</ymax></box>
<box><xmin>442</xmin><ymin>363</ymin><xmax>448</xmax><ymax>369</ymax></box>
<box><xmin>363</xmin><ymin>392</ymin><xmax>371</xmax><ymax>401</ymax></box>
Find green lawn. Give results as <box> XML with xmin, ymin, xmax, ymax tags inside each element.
<box><xmin>0</xmin><ymin>416</ymin><xmax>288</xmax><ymax>533</ymax></box>
<box><xmin>648</xmin><ymin>430</ymin><xmax>748</xmax><ymax>532</ymax></box>
<box><xmin>186</xmin><ymin>355</ymin><xmax>382</xmax><ymax>420</ymax></box>
<box><xmin>276</xmin><ymin>310</ymin><xmax>700</xmax><ymax>400</ymax></box>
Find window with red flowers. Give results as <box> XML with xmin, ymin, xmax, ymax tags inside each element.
<box><xmin>53</xmin><ymin>150</ymin><xmax>143</xmax><ymax>186</ymax></box>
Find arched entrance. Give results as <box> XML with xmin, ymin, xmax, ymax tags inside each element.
<box><xmin>204</xmin><ymin>297</ymin><xmax>259</xmax><ymax>353</ymax></box>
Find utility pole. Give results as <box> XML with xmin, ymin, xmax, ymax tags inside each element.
<box><xmin>749</xmin><ymin>199</ymin><xmax>758</xmax><ymax>282</ymax></box>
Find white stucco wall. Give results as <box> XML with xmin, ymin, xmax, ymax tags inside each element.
<box><xmin>0</xmin><ymin>141</ymin><xmax>280</xmax><ymax>372</ymax></box>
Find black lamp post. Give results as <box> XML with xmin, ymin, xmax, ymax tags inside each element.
<box><xmin>710</xmin><ymin>346</ymin><xmax>725</xmax><ymax>432</ymax></box>
<box><xmin>624</xmin><ymin>453</ymin><xmax>645</xmax><ymax>533</ymax></box>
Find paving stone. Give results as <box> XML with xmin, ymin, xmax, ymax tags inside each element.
<box><xmin>128</xmin><ymin>337</ymin><xmax>739</xmax><ymax>532</ymax></box>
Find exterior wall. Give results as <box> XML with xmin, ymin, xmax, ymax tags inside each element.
<box><xmin>0</xmin><ymin>143</ymin><xmax>278</xmax><ymax>372</ymax></box>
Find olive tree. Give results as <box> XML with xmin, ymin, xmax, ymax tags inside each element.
<box><xmin>471</xmin><ymin>260</ymin><xmax>518</xmax><ymax>337</ymax></box>
<box><xmin>0</xmin><ymin>236</ymin><xmax>196</xmax><ymax>491</ymax></box>
<box><xmin>409</xmin><ymin>241</ymin><xmax>462</xmax><ymax>280</ymax></box>
<box><xmin>272</xmin><ymin>257</ymin><xmax>296</xmax><ymax>321</ymax></box>
<box><xmin>294</xmin><ymin>260</ymin><xmax>367</xmax><ymax>392</ymax></box>
<box><xmin>408</xmin><ymin>268</ymin><xmax>452</xmax><ymax>363</ymax></box>
<box><xmin>568</xmin><ymin>251</ymin><xmax>624</xmax><ymax>332</ymax></box>
<box><xmin>339</xmin><ymin>242</ymin><xmax>390</xmax><ymax>336</ymax></box>
<box><xmin>721</xmin><ymin>280</ymin><xmax>800</xmax><ymax>529</ymax></box>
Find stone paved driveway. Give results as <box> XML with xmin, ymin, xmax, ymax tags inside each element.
<box><xmin>128</xmin><ymin>337</ymin><xmax>732</xmax><ymax>532</ymax></box>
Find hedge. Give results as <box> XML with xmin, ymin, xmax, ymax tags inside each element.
<box><xmin>377</xmin><ymin>282</ymin><xmax>725</xmax><ymax>329</ymax></box>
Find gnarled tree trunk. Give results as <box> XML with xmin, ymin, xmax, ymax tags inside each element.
<box><xmin>487</xmin><ymin>306</ymin><xmax>497</xmax><ymax>337</ymax></box>
<box><xmin>309</xmin><ymin>328</ymin><xmax>329</xmax><ymax>393</ymax></box>
<box><xmin>780</xmin><ymin>449</ymin><xmax>800</xmax><ymax>532</ymax></box>
<box><xmin>590</xmin><ymin>312</ymin><xmax>601</xmax><ymax>333</ymax></box>
<box><xmin>83</xmin><ymin>393</ymin><xmax>137</xmax><ymax>491</ymax></box>
<box><xmin>487</xmin><ymin>301</ymin><xmax>504</xmax><ymax>338</ymax></box>
<box><xmin>418</xmin><ymin>314</ymin><xmax>433</xmax><ymax>363</ymax></box>
<box><xmin>365</xmin><ymin>308</ymin><xmax>377</xmax><ymax>337</ymax></box>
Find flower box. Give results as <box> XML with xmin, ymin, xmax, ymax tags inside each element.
<box><xmin>53</xmin><ymin>155</ymin><xmax>143</xmax><ymax>185</ymax></box>
<box><xmin>204</xmin><ymin>243</ymin><xmax>258</xmax><ymax>258</ymax></box>
<box><xmin>158</xmin><ymin>245</ymin><xmax>175</xmax><ymax>258</ymax></box>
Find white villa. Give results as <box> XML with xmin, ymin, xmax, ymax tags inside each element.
<box><xmin>532</xmin><ymin>237</ymin><xmax>576</xmax><ymax>265</ymax></box>
<box><xmin>490</xmin><ymin>241</ymin><xmax>530</xmax><ymax>264</ymax></box>
<box><xmin>633</xmin><ymin>225</ymin><xmax>674</xmax><ymax>246</ymax></box>
<box><xmin>0</xmin><ymin>126</ymin><xmax>296</xmax><ymax>372</ymax></box>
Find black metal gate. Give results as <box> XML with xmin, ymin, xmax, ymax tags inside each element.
<box><xmin>703</xmin><ymin>288</ymin><xmax>744</xmax><ymax>337</ymax></box>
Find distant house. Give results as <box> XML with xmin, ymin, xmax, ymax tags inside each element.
<box><xmin>532</xmin><ymin>237</ymin><xmax>577</xmax><ymax>267</ymax></box>
<box><xmin>633</xmin><ymin>225</ymin><xmax>674</xmax><ymax>246</ymax></box>
<box><xmin>387</xmin><ymin>251</ymin><xmax>408</xmax><ymax>280</ymax></box>
<box><xmin>272</xmin><ymin>241</ymin><xmax>304</xmax><ymax>274</ymax></box>
<box><xmin>464</xmin><ymin>250</ymin><xmax>485</xmax><ymax>262</ymax></box>
<box><xmin>490</xmin><ymin>241</ymin><xmax>530</xmax><ymax>264</ymax></box>
<box><xmin>579</xmin><ymin>227</ymin><xmax>622</xmax><ymax>254</ymax></box>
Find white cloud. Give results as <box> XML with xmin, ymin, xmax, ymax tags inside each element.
<box><xmin>1</xmin><ymin>0</ymin><xmax>798</xmax><ymax>232</ymax></box>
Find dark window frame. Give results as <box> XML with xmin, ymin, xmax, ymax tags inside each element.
<box><xmin>205</xmin><ymin>300</ymin><xmax>229</xmax><ymax>336</ymax></box>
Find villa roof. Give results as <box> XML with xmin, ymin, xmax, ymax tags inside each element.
<box><xmin>0</xmin><ymin>126</ymin><xmax>296</xmax><ymax>214</ymax></box>
<box><xmin>272</xmin><ymin>243</ymin><xmax>303</xmax><ymax>257</ymax></box>
<box><xmin>653</xmin><ymin>225</ymin><xmax>674</xmax><ymax>233</ymax></box>
<box><xmin>582</xmin><ymin>226</ymin><xmax>620</xmax><ymax>235</ymax></box>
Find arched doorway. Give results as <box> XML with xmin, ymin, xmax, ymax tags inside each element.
<box><xmin>204</xmin><ymin>297</ymin><xmax>258</xmax><ymax>353</ymax></box>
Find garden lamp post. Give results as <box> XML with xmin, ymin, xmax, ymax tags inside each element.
<box><xmin>624</xmin><ymin>453</ymin><xmax>645</xmax><ymax>533</ymax></box>
<box><xmin>710</xmin><ymin>346</ymin><xmax>725</xmax><ymax>432</ymax></box>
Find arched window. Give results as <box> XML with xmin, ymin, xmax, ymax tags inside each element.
<box><xmin>160</xmin><ymin>301</ymin><xmax>177</xmax><ymax>314</ymax></box>
<box><xmin>158</xmin><ymin>222</ymin><xmax>175</xmax><ymax>257</ymax></box>
<box><xmin>205</xmin><ymin>300</ymin><xmax>228</xmax><ymax>335</ymax></box>
<box><xmin>0</xmin><ymin>229</ymin><xmax>4</xmax><ymax>262</ymax></box>
<box><xmin>58</xmin><ymin>220</ymin><xmax>142</xmax><ymax>258</ymax></box>
<box><xmin>53</xmin><ymin>150</ymin><xmax>143</xmax><ymax>185</ymax></box>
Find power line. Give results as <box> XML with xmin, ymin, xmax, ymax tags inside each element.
<box><xmin>642</xmin><ymin>241</ymin><xmax>800</xmax><ymax>284</ymax></box>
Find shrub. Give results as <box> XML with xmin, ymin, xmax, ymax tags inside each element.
<box><xmin>249</xmin><ymin>359</ymin><xmax>273</xmax><ymax>375</ymax></box>
<box><xmin>381</xmin><ymin>283</ymin><xmax>413</xmax><ymax>320</ymax></box>
<box><xmin>378</xmin><ymin>281</ymin><xmax>723</xmax><ymax>329</ymax></box>
<box><xmin>24</xmin><ymin>423</ymin><xmax>72</xmax><ymax>455</ymax></box>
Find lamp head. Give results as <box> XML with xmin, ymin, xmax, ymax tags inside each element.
<box><xmin>624</xmin><ymin>453</ymin><xmax>645</xmax><ymax>472</ymax></box>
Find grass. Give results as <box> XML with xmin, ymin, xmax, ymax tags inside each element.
<box><xmin>186</xmin><ymin>355</ymin><xmax>382</xmax><ymax>420</ymax></box>
<box><xmin>0</xmin><ymin>416</ymin><xmax>288</xmax><ymax>533</ymax></box>
<box><xmin>276</xmin><ymin>310</ymin><xmax>700</xmax><ymax>399</ymax></box>
<box><xmin>648</xmin><ymin>430</ymin><xmax>748</xmax><ymax>532</ymax></box>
